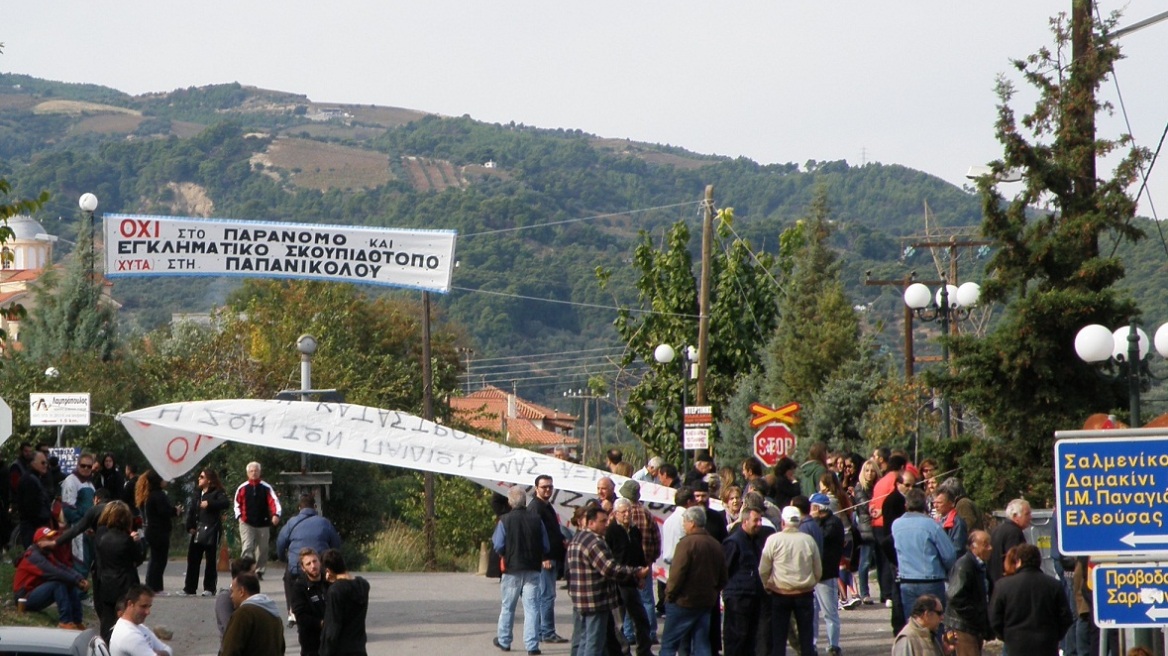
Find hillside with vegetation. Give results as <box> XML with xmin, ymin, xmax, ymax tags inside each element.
<box><xmin>3</xmin><ymin>73</ymin><xmax>1166</xmax><ymax>426</ymax></box>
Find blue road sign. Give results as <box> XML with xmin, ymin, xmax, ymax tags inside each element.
<box><xmin>1055</xmin><ymin>436</ymin><xmax>1168</xmax><ymax>556</ymax></box>
<box><xmin>1092</xmin><ymin>563</ymin><xmax>1168</xmax><ymax>627</ymax></box>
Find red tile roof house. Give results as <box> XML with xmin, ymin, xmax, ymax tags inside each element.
<box><xmin>449</xmin><ymin>385</ymin><xmax>579</xmax><ymax>457</ymax></box>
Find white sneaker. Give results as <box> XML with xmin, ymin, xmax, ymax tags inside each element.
<box><xmin>884</xmin><ymin>599</ymin><xmax>893</xmax><ymax>608</ymax></box>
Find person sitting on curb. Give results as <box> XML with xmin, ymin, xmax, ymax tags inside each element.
<box><xmin>13</xmin><ymin>526</ymin><xmax>89</xmax><ymax>629</ymax></box>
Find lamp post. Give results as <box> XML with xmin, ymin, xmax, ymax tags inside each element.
<box><xmin>1074</xmin><ymin>320</ymin><xmax>1168</xmax><ymax>427</ymax></box>
<box><xmin>654</xmin><ymin>343</ymin><xmax>696</xmax><ymax>470</ymax></box>
<box><xmin>44</xmin><ymin>366</ymin><xmax>64</xmax><ymax>446</ymax></box>
<box><xmin>903</xmin><ymin>277</ymin><xmax>980</xmax><ymax>440</ymax></box>
<box><xmin>79</xmin><ymin>193</ymin><xmax>98</xmax><ymax>288</ymax></box>
<box><xmin>297</xmin><ymin>334</ymin><xmax>317</xmax><ymax>472</ymax></box>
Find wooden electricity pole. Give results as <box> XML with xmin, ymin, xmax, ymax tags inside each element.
<box><xmin>695</xmin><ymin>185</ymin><xmax>713</xmax><ymax>456</ymax></box>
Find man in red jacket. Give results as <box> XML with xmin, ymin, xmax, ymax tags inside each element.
<box><xmin>234</xmin><ymin>461</ymin><xmax>282</xmax><ymax>580</ymax></box>
<box><xmin>13</xmin><ymin>527</ymin><xmax>89</xmax><ymax>629</ymax></box>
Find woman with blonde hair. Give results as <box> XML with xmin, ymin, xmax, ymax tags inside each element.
<box><xmin>95</xmin><ymin>500</ymin><xmax>145</xmax><ymax>644</ymax></box>
<box><xmin>852</xmin><ymin>459</ymin><xmax>880</xmax><ymax>604</ymax></box>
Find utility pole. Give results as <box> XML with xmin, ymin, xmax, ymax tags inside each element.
<box><xmin>694</xmin><ymin>185</ymin><xmax>713</xmax><ymax>457</ymax></box>
<box><xmin>863</xmin><ymin>272</ymin><xmax>922</xmax><ymax>379</ymax></box>
<box><xmin>421</xmin><ymin>291</ymin><xmax>436</xmax><ymax>571</ymax></box>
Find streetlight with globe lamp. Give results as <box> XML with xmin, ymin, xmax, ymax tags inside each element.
<box><xmin>903</xmin><ymin>277</ymin><xmax>981</xmax><ymax>440</ymax></box>
<box><xmin>78</xmin><ymin>193</ymin><xmax>98</xmax><ymax>286</ymax></box>
<box><xmin>654</xmin><ymin>343</ymin><xmax>697</xmax><ymax>469</ymax></box>
<box><xmin>1074</xmin><ymin>321</ymin><xmax>1168</xmax><ymax>427</ymax></box>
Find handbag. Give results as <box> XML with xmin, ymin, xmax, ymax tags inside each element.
<box><xmin>195</xmin><ymin>523</ymin><xmax>218</xmax><ymax>546</ymax></box>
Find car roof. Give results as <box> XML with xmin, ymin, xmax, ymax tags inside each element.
<box><xmin>0</xmin><ymin>626</ymin><xmax>95</xmax><ymax>655</ymax></box>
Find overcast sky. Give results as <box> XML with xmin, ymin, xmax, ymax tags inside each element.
<box><xmin>4</xmin><ymin>2</ymin><xmax>1166</xmax><ymax>219</ymax></box>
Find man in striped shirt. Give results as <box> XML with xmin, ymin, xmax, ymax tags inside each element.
<box><xmin>567</xmin><ymin>504</ymin><xmax>651</xmax><ymax>656</ymax></box>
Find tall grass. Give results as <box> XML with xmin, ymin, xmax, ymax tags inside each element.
<box><xmin>363</xmin><ymin>520</ymin><xmax>478</xmax><ymax>572</ymax></box>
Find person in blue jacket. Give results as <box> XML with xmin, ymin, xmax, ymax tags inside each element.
<box><xmin>278</xmin><ymin>493</ymin><xmax>342</xmax><ymax>626</ymax></box>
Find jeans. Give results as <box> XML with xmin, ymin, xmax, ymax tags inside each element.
<box><xmin>617</xmin><ymin>584</ymin><xmax>652</xmax><ymax>656</ymax></box>
<box><xmin>857</xmin><ymin>544</ymin><xmax>873</xmax><ymax>598</ymax></box>
<box><xmin>575</xmin><ymin>610</ymin><xmax>610</xmax><ymax>656</ymax></box>
<box><xmin>538</xmin><ymin>563</ymin><xmax>558</xmax><ymax>639</ymax></box>
<box><xmin>497</xmin><ymin>570</ymin><xmax>541</xmax><ymax>652</ymax></box>
<box><xmin>624</xmin><ymin>578</ymin><xmax>658</xmax><ymax>642</ymax></box>
<box><xmin>659</xmin><ymin>603</ymin><xmax>711</xmax><ymax>656</ymax></box>
<box><xmin>771</xmin><ymin>592</ymin><xmax>816</xmax><ymax>656</ymax></box>
<box><xmin>26</xmin><ymin>580</ymin><xmax>83</xmax><ymax>624</ymax></box>
<box><xmin>815</xmin><ymin>579</ymin><xmax>841</xmax><ymax>649</ymax></box>
<box><xmin>899</xmin><ymin>580</ymin><xmax>947</xmax><ymax>618</ymax></box>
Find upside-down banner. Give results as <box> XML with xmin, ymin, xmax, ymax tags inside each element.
<box><xmin>116</xmin><ymin>399</ymin><xmax>680</xmax><ymax>524</ymax></box>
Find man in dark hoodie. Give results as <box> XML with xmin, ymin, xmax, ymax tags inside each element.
<box><xmin>321</xmin><ymin>548</ymin><xmax>369</xmax><ymax>656</ymax></box>
<box><xmin>221</xmin><ymin>572</ymin><xmax>285</xmax><ymax>656</ymax></box>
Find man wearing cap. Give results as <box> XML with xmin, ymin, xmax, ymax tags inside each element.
<box><xmin>760</xmin><ymin>505</ymin><xmax>822</xmax><ymax>656</ymax></box>
<box><xmin>617</xmin><ymin>479</ymin><xmax>662</xmax><ymax>645</ymax></box>
<box><xmin>531</xmin><ymin>475</ymin><xmax>569</xmax><ymax>645</ymax></box>
<box><xmin>683</xmin><ymin>452</ymin><xmax>715</xmax><ymax>487</ymax></box>
<box><xmin>811</xmin><ymin>492</ymin><xmax>846</xmax><ymax>656</ymax></box>
<box><xmin>13</xmin><ymin>526</ymin><xmax>89</xmax><ymax>629</ymax></box>
<box><xmin>892</xmin><ymin>488</ymin><xmax>956</xmax><ymax>616</ymax></box>
<box><xmin>633</xmin><ymin>457</ymin><xmax>663</xmax><ymax>484</ymax></box>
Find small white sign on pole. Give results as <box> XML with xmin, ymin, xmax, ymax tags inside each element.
<box><xmin>30</xmin><ymin>393</ymin><xmax>91</xmax><ymax>426</ymax></box>
<box><xmin>684</xmin><ymin>427</ymin><xmax>709</xmax><ymax>450</ymax></box>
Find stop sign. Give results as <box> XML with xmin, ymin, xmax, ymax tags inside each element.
<box><xmin>753</xmin><ymin>423</ymin><xmax>796</xmax><ymax>467</ymax></box>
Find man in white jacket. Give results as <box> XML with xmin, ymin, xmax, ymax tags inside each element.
<box><xmin>758</xmin><ymin>506</ymin><xmax>822</xmax><ymax>656</ymax></box>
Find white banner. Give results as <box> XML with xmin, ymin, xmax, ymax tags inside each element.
<box><xmin>116</xmin><ymin>400</ymin><xmax>682</xmax><ymax>525</ymax></box>
<box><xmin>30</xmin><ymin>393</ymin><xmax>91</xmax><ymax>426</ymax></box>
<box><xmin>103</xmin><ymin>214</ymin><xmax>457</xmax><ymax>293</ymax></box>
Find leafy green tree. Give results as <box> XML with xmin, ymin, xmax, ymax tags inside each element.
<box><xmin>600</xmin><ymin>211</ymin><xmax>779</xmax><ymax>463</ymax></box>
<box><xmin>945</xmin><ymin>8</ymin><xmax>1147</xmax><ymax>505</ymax></box>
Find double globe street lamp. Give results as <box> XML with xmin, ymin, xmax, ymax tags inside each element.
<box><xmin>1074</xmin><ymin>321</ymin><xmax>1168</xmax><ymax>427</ymax></box>
<box><xmin>902</xmin><ymin>277</ymin><xmax>981</xmax><ymax>439</ymax></box>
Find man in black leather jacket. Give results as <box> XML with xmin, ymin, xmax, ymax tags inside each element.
<box><xmin>944</xmin><ymin>530</ymin><xmax>993</xmax><ymax>656</ymax></box>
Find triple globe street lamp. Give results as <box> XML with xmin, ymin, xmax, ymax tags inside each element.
<box><xmin>1075</xmin><ymin>321</ymin><xmax>1168</xmax><ymax>427</ymax></box>
<box><xmin>902</xmin><ymin>278</ymin><xmax>981</xmax><ymax>440</ymax></box>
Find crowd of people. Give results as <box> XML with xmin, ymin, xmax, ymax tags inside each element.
<box><xmin>4</xmin><ymin>449</ymin><xmax>367</xmax><ymax>656</ymax></box>
<box><xmin>493</xmin><ymin>445</ymin><xmax>1076</xmax><ymax>656</ymax></box>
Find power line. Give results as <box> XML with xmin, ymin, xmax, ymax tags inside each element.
<box><xmin>470</xmin><ymin>345</ymin><xmax>625</xmax><ymax>364</ymax></box>
<box><xmin>460</xmin><ymin>201</ymin><xmax>700</xmax><ymax>238</ymax></box>
<box><xmin>450</xmin><ymin>285</ymin><xmax>699</xmax><ymax>318</ymax></box>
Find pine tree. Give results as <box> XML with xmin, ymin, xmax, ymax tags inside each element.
<box><xmin>21</xmin><ymin>211</ymin><xmax>118</xmax><ymax>361</ymax></box>
<box><xmin>944</xmin><ymin>6</ymin><xmax>1148</xmax><ymax>500</ymax></box>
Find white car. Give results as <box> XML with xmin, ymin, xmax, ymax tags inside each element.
<box><xmin>0</xmin><ymin>626</ymin><xmax>107</xmax><ymax>656</ymax></box>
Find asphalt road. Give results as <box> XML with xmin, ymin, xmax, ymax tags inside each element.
<box><xmin>141</xmin><ymin>560</ymin><xmax>912</xmax><ymax>655</ymax></box>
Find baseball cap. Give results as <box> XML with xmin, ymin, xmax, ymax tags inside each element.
<box><xmin>33</xmin><ymin>527</ymin><xmax>58</xmax><ymax>542</ymax></box>
<box><xmin>619</xmin><ymin>479</ymin><xmax>641</xmax><ymax>502</ymax></box>
<box><xmin>809</xmin><ymin>493</ymin><xmax>831</xmax><ymax>508</ymax></box>
<box><xmin>781</xmin><ymin>506</ymin><xmax>802</xmax><ymax>525</ymax></box>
